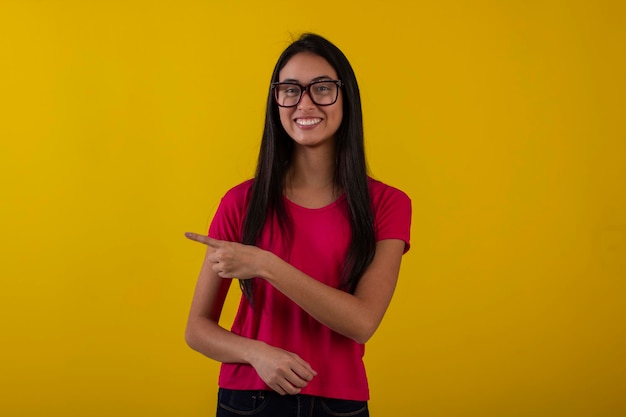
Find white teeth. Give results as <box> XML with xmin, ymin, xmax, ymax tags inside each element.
<box><xmin>296</xmin><ymin>118</ymin><xmax>322</xmax><ymax>126</ymax></box>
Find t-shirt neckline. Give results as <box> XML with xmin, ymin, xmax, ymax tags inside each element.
<box><xmin>282</xmin><ymin>193</ymin><xmax>347</xmax><ymax>212</ymax></box>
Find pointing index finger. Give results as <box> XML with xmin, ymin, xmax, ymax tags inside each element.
<box><xmin>184</xmin><ymin>232</ymin><xmax>222</xmax><ymax>248</ymax></box>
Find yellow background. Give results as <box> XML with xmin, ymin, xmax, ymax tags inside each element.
<box><xmin>1</xmin><ymin>1</ymin><xmax>624</xmax><ymax>416</ymax></box>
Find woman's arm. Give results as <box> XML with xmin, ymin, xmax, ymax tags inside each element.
<box><xmin>185</xmin><ymin>246</ymin><xmax>317</xmax><ymax>395</ymax></box>
<box><xmin>185</xmin><ymin>234</ymin><xmax>406</xmax><ymax>344</ymax></box>
<box><xmin>263</xmin><ymin>239</ymin><xmax>405</xmax><ymax>344</ymax></box>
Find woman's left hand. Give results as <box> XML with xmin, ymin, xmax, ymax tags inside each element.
<box><xmin>185</xmin><ymin>233</ymin><xmax>267</xmax><ymax>279</ymax></box>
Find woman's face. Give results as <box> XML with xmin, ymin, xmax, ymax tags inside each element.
<box><xmin>277</xmin><ymin>52</ymin><xmax>343</xmax><ymax>149</ymax></box>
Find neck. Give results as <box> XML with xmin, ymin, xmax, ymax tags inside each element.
<box><xmin>288</xmin><ymin>144</ymin><xmax>336</xmax><ymax>188</ymax></box>
<box><xmin>285</xmin><ymin>144</ymin><xmax>341</xmax><ymax>208</ymax></box>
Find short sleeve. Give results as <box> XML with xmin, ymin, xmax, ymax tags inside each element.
<box><xmin>370</xmin><ymin>180</ymin><xmax>412</xmax><ymax>253</ymax></box>
<box><xmin>207</xmin><ymin>180</ymin><xmax>252</xmax><ymax>242</ymax></box>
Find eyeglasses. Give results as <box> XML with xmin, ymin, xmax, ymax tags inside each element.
<box><xmin>271</xmin><ymin>80</ymin><xmax>343</xmax><ymax>107</ymax></box>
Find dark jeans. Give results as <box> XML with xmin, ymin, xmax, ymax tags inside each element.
<box><xmin>216</xmin><ymin>388</ymin><xmax>369</xmax><ymax>417</ymax></box>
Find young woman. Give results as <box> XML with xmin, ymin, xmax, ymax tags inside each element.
<box><xmin>185</xmin><ymin>33</ymin><xmax>411</xmax><ymax>417</ymax></box>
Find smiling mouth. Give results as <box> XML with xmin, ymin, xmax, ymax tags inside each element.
<box><xmin>295</xmin><ymin>118</ymin><xmax>322</xmax><ymax>126</ymax></box>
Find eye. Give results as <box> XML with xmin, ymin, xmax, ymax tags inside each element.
<box><xmin>312</xmin><ymin>82</ymin><xmax>334</xmax><ymax>95</ymax></box>
<box><xmin>282</xmin><ymin>86</ymin><xmax>300</xmax><ymax>96</ymax></box>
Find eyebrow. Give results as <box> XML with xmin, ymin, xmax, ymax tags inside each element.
<box><xmin>280</xmin><ymin>76</ymin><xmax>334</xmax><ymax>83</ymax></box>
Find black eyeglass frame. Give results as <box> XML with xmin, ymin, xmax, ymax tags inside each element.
<box><xmin>271</xmin><ymin>80</ymin><xmax>344</xmax><ymax>108</ymax></box>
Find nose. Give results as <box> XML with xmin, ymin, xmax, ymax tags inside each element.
<box><xmin>297</xmin><ymin>88</ymin><xmax>316</xmax><ymax>109</ymax></box>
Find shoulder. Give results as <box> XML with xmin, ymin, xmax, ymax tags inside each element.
<box><xmin>208</xmin><ymin>179</ymin><xmax>254</xmax><ymax>240</ymax></box>
<box><xmin>214</xmin><ymin>178</ymin><xmax>255</xmax><ymax>221</ymax></box>
<box><xmin>367</xmin><ymin>177</ymin><xmax>411</xmax><ymax>208</ymax></box>
<box><xmin>220</xmin><ymin>179</ymin><xmax>254</xmax><ymax>207</ymax></box>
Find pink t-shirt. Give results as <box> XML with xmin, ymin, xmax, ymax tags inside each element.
<box><xmin>208</xmin><ymin>178</ymin><xmax>411</xmax><ymax>400</ymax></box>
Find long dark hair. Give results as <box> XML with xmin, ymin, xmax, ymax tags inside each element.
<box><xmin>240</xmin><ymin>33</ymin><xmax>376</xmax><ymax>303</ymax></box>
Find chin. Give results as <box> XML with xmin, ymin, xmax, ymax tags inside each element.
<box><xmin>292</xmin><ymin>135</ymin><xmax>334</xmax><ymax>148</ymax></box>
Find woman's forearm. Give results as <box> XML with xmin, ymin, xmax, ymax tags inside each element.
<box><xmin>264</xmin><ymin>258</ymin><xmax>373</xmax><ymax>343</ymax></box>
<box><xmin>185</xmin><ymin>316</ymin><xmax>261</xmax><ymax>364</ymax></box>
<box><xmin>260</xmin><ymin>239</ymin><xmax>405</xmax><ymax>344</ymax></box>
<box><xmin>186</xmin><ymin>315</ymin><xmax>318</xmax><ymax>394</ymax></box>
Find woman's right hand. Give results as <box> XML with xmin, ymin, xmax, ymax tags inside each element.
<box><xmin>248</xmin><ymin>342</ymin><xmax>317</xmax><ymax>395</ymax></box>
